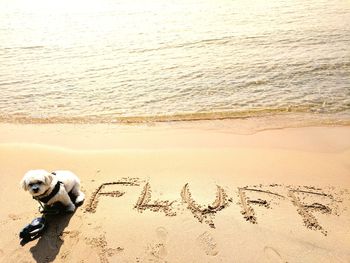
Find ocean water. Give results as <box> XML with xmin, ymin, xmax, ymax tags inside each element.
<box><xmin>0</xmin><ymin>0</ymin><xmax>349</xmax><ymax>125</ymax></box>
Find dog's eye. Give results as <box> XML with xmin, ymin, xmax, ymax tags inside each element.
<box><xmin>37</xmin><ymin>182</ymin><xmax>42</xmax><ymax>185</ymax></box>
<box><xmin>28</xmin><ymin>183</ymin><xmax>33</xmax><ymax>187</ymax></box>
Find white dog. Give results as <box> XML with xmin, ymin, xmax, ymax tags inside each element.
<box><xmin>20</xmin><ymin>170</ymin><xmax>85</xmax><ymax>212</ymax></box>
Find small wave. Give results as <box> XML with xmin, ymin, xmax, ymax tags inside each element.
<box><xmin>308</xmin><ymin>61</ymin><xmax>350</xmax><ymax>73</ymax></box>
<box><xmin>0</xmin><ymin>80</ymin><xmax>27</xmax><ymax>86</ymax></box>
<box><xmin>128</xmin><ymin>35</ymin><xmax>235</xmax><ymax>54</ymax></box>
<box><xmin>19</xmin><ymin>46</ymin><xmax>45</xmax><ymax>50</ymax></box>
<box><xmin>2</xmin><ymin>46</ymin><xmax>45</xmax><ymax>51</ymax></box>
<box><xmin>0</xmin><ymin>106</ymin><xmax>346</xmax><ymax>125</ymax></box>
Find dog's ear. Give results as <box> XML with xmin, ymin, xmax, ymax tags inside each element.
<box><xmin>45</xmin><ymin>173</ymin><xmax>54</xmax><ymax>185</ymax></box>
<box><xmin>20</xmin><ymin>178</ymin><xmax>28</xmax><ymax>191</ymax></box>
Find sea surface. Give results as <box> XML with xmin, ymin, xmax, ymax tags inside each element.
<box><xmin>0</xmin><ymin>0</ymin><xmax>349</xmax><ymax>126</ymax></box>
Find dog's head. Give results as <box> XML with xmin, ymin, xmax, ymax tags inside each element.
<box><xmin>20</xmin><ymin>170</ymin><xmax>55</xmax><ymax>197</ymax></box>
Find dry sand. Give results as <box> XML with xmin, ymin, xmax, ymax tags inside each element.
<box><xmin>0</xmin><ymin>123</ymin><xmax>349</xmax><ymax>263</ymax></box>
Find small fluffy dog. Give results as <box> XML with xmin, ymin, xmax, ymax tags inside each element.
<box><xmin>20</xmin><ymin>170</ymin><xmax>85</xmax><ymax>212</ymax></box>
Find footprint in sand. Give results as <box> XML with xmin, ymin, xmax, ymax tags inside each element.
<box><xmin>156</xmin><ymin>227</ymin><xmax>168</xmax><ymax>243</ymax></box>
<box><xmin>264</xmin><ymin>246</ymin><xmax>287</xmax><ymax>263</ymax></box>
<box><xmin>156</xmin><ymin>227</ymin><xmax>168</xmax><ymax>258</ymax></box>
<box><xmin>148</xmin><ymin>243</ymin><xmax>167</xmax><ymax>260</ymax></box>
<box><xmin>146</xmin><ymin>227</ymin><xmax>169</xmax><ymax>261</ymax></box>
<box><xmin>196</xmin><ymin>231</ymin><xmax>219</xmax><ymax>256</ymax></box>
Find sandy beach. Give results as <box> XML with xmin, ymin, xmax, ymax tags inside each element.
<box><xmin>1</xmin><ymin>0</ymin><xmax>349</xmax><ymax>261</ymax></box>
<box><xmin>0</xmin><ymin>123</ymin><xmax>349</xmax><ymax>263</ymax></box>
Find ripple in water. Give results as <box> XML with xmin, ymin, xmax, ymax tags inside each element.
<box><xmin>0</xmin><ymin>0</ymin><xmax>349</xmax><ymax>127</ymax></box>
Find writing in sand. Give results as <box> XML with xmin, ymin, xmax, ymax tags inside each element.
<box><xmin>85</xmin><ymin>178</ymin><xmax>349</xmax><ymax>236</ymax></box>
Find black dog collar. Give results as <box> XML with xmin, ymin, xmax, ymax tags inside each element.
<box><xmin>33</xmin><ymin>181</ymin><xmax>61</xmax><ymax>203</ymax></box>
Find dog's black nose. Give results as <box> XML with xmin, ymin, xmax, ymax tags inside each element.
<box><xmin>33</xmin><ymin>188</ymin><xmax>39</xmax><ymax>193</ymax></box>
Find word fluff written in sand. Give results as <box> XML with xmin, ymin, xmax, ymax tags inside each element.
<box><xmin>85</xmin><ymin>179</ymin><xmax>349</xmax><ymax>235</ymax></box>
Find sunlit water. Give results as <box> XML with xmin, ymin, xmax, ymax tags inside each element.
<box><xmin>0</xmin><ymin>0</ymin><xmax>349</xmax><ymax>125</ymax></box>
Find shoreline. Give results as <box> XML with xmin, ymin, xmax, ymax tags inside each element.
<box><xmin>1</xmin><ymin>111</ymin><xmax>350</xmax><ymax>133</ymax></box>
<box><xmin>0</xmin><ymin>123</ymin><xmax>349</xmax><ymax>262</ymax></box>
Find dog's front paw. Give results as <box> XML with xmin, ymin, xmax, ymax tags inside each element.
<box><xmin>75</xmin><ymin>194</ymin><xmax>85</xmax><ymax>207</ymax></box>
<box><xmin>38</xmin><ymin>204</ymin><xmax>50</xmax><ymax>213</ymax></box>
<box><xmin>66</xmin><ymin>203</ymin><xmax>76</xmax><ymax>213</ymax></box>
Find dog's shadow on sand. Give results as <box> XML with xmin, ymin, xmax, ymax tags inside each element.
<box><xmin>22</xmin><ymin>212</ymin><xmax>74</xmax><ymax>263</ymax></box>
